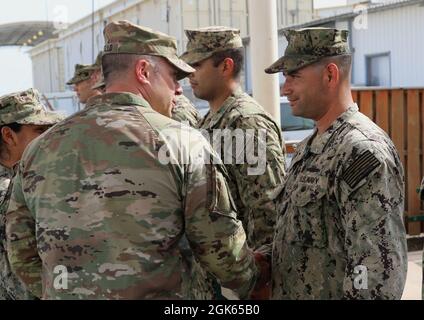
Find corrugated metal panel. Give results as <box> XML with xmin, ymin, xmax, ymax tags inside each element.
<box><xmin>32</xmin><ymin>47</ymin><xmax>62</xmax><ymax>94</ymax></box>
<box><xmin>352</xmin><ymin>3</ymin><xmax>424</xmax><ymax>87</ymax></box>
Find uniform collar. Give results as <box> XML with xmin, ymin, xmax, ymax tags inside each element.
<box><xmin>85</xmin><ymin>92</ymin><xmax>152</xmax><ymax>110</ymax></box>
<box><xmin>291</xmin><ymin>104</ymin><xmax>359</xmax><ymax>166</ymax></box>
<box><xmin>0</xmin><ymin>162</ymin><xmax>15</xmax><ymax>177</ymax></box>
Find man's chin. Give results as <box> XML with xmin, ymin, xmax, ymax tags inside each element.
<box><xmin>191</xmin><ymin>88</ymin><xmax>202</xmax><ymax>99</ymax></box>
<box><xmin>291</xmin><ymin>107</ymin><xmax>301</xmax><ymax>117</ymax></box>
<box><xmin>192</xmin><ymin>90</ymin><xmax>207</xmax><ymax>101</ymax></box>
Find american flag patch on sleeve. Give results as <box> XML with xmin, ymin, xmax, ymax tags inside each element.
<box><xmin>342</xmin><ymin>150</ymin><xmax>381</xmax><ymax>189</ymax></box>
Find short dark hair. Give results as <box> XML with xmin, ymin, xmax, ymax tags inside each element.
<box><xmin>210</xmin><ymin>48</ymin><xmax>244</xmax><ymax>79</ymax></box>
<box><xmin>318</xmin><ymin>54</ymin><xmax>352</xmax><ymax>79</ymax></box>
<box><xmin>102</xmin><ymin>54</ymin><xmax>139</xmax><ymax>83</ymax></box>
<box><xmin>102</xmin><ymin>54</ymin><xmax>160</xmax><ymax>84</ymax></box>
<box><xmin>0</xmin><ymin>123</ymin><xmax>22</xmax><ymax>134</ymax></box>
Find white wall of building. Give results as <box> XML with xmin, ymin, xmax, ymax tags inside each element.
<box><xmin>277</xmin><ymin>0</ymin><xmax>315</xmax><ymax>26</ymax></box>
<box><xmin>28</xmin><ymin>0</ymin><xmax>314</xmax><ymax>96</ymax></box>
<box><xmin>31</xmin><ymin>39</ymin><xmax>65</xmax><ymax>93</ymax></box>
<box><xmin>275</xmin><ymin>2</ymin><xmax>424</xmax><ymax>89</ymax></box>
<box><xmin>351</xmin><ymin>2</ymin><xmax>424</xmax><ymax>87</ymax></box>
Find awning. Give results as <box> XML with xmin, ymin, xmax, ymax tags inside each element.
<box><xmin>0</xmin><ymin>21</ymin><xmax>59</xmax><ymax>47</ymax></box>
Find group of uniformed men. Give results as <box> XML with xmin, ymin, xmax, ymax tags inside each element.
<box><xmin>0</xmin><ymin>19</ymin><xmax>414</xmax><ymax>300</ymax></box>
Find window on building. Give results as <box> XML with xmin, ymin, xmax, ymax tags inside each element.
<box><xmin>366</xmin><ymin>53</ymin><xmax>391</xmax><ymax>87</ymax></box>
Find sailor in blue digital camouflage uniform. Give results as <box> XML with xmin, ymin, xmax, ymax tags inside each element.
<box><xmin>266</xmin><ymin>28</ymin><xmax>408</xmax><ymax>300</ymax></box>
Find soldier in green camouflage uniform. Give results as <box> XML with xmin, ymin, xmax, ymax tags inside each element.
<box><xmin>266</xmin><ymin>28</ymin><xmax>407</xmax><ymax>299</ymax></box>
<box><xmin>180</xmin><ymin>27</ymin><xmax>286</xmax><ymax>300</ymax></box>
<box><xmin>169</xmin><ymin>93</ymin><xmax>211</xmax><ymax>299</ymax></box>
<box><xmin>181</xmin><ymin>26</ymin><xmax>286</xmax><ymax>253</ymax></box>
<box><xmin>172</xmin><ymin>95</ymin><xmax>201</xmax><ymax>127</ymax></box>
<box><xmin>67</xmin><ymin>51</ymin><xmax>104</xmax><ymax>104</ymax></box>
<box><xmin>0</xmin><ymin>88</ymin><xmax>64</xmax><ymax>299</ymax></box>
<box><xmin>5</xmin><ymin>21</ymin><xmax>260</xmax><ymax>300</ymax></box>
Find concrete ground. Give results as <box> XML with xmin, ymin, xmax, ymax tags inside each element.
<box><xmin>402</xmin><ymin>250</ymin><xmax>423</xmax><ymax>300</ymax></box>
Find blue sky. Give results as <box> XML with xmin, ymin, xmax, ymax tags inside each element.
<box><xmin>0</xmin><ymin>0</ymin><xmax>344</xmax><ymax>95</ymax></box>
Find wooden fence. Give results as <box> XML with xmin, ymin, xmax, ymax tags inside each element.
<box><xmin>352</xmin><ymin>88</ymin><xmax>424</xmax><ymax>235</ymax></box>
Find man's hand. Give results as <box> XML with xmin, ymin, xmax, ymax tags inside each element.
<box><xmin>249</xmin><ymin>251</ymin><xmax>271</xmax><ymax>300</ymax></box>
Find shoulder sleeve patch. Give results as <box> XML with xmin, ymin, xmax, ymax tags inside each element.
<box><xmin>342</xmin><ymin>150</ymin><xmax>381</xmax><ymax>189</ymax></box>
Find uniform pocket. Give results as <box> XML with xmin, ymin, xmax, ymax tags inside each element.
<box><xmin>207</xmin><ymin>164</ymin><xmax>238</xmax><ymax>221</ymax></box>
<box><xmin>286</xmin><ymin>184</ymin><xmax>328</xmax><ymax>248</ymax></box>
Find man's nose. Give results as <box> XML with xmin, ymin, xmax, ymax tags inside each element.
<box><xmin>281</xmin><ymin>80</ymin><xmax>291</xmax><ymax>96</ymax></box>
<box><xmin>175</xmin><ymin>82</ymin><xmax>183</xmax><ymax>96</ymax></box>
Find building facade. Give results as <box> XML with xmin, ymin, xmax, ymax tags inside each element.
<box><xmin>279</xmin><ymin>0</ymin><xmax>424</xmax><ymax>88</ymax></box>
<box><xmin>28</xmin><ymin>0</ymin><xmax>314</xmax><ymax>114</ymax></box>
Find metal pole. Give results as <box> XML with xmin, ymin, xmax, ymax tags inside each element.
<box><xmin>92</xmin><ymin>0</ymin><xmax>95</xmax><ymax>62</ymax></box>
<box><xmin>167</xmin><ymin>0</ymin><xmax>170</xmax><ymax>35</ymax></box>
<box><xmin>245</xmin><ymin>0</ymin><xmax>249</xmax><ymax>35</ymax></box>
<box><xmin>218</xmin><ymin>0</ymin><xmax>221</xmax><ymax>25</ymax></box>
<box><xmin>213</xmin><ymin>0</ymin><xmax>217</xmax><ymax>25</ymax></box>
<box><xmin>45</xmin><ymin>0</ymin><xmax>54</xmax><ymax>93</ymax></box>
<box><xmin>196</xmin><ymin>0</ymin><xmax>200</xmax><ymax>28</ymax></box>
<box><xmin>296</xmin><ymin>0</ymin><xmax>299</xmax><ymax>24</ymax></box>
<box><xmin>284</xmin><ymin>0</ymin><xmax>288</xmax><ymax>26</ymax></box>
<box><xmin>209</xmin><ymin>0</ymin><xmax>212</xmax><ymax>25</ymax></box>
<box><xmin>247</xmin><ymin>0</ymin><xmax>280</xmax><ymax>125</ymax></box>
<box><xmin>230</xmin><ymin>0</ymin><xmax>233</xmax><ymax>27</ymax></box>
<box><xmin>180</xmin><ymin>0</ymin><xmax>185</xmax><ymax>54</ymax></box>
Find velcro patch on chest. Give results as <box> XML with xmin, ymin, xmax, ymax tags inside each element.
<box><xmin>342</xmin><ymin>150</ymin><xmax>381</xmax><ymax>189</ymax></box>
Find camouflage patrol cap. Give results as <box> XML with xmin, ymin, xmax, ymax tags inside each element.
<box><xmin>180</xmin><ymin>26</ymin><xmax>243</xmax><ymax>65</ymax></box>
<box><xmin>67</xmin><ymin>51</ymin><xmax>103</xmax><ymax>85</ymax></box>
<box><xmin>265</xmin><ymin>28</ymin><xmax>350</xmax><ymax>74</ymax></box>
<box><xmin>66</xmin><ymin>64</ymin><xmax>99</xmax><ymax>85</ymax></box>
<box><xmin>0</xmin><ymin>88</ymin><xmax>65</xmax><ymax>126</ymax></box>
<box><xmin>103</xmin><ymin>20</ymin><xmax>194</xmax><ymax>80</ymax></box>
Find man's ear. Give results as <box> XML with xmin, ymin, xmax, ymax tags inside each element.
<box><xmin>325</xmin><ymin>63</ymin><xmax>340</xmax><ymax>88</ymax></box>
<box><xmin>222</xmin><ymin>57</ymin><xmax>235</xmax><ymax>77</ymax></box>
<box><xmin>90</xmin><ymin>71</ymin><xmax>100</xmax><ymax>85</ymax></box>
<box><xmin>135</xmin><ymin>59</ymin><xmax>150</xmax><ymax>84</ymax></box>
<box><xmin>1</xmin><ymin>126</ymin><xmax>17</xmax><ymax>147</ymax></box>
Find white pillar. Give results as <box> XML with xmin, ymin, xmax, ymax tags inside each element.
<box><xmin>247</xmin><ymin>0</ymin><xmax>280</xmax><ymax>125</ymax></box>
